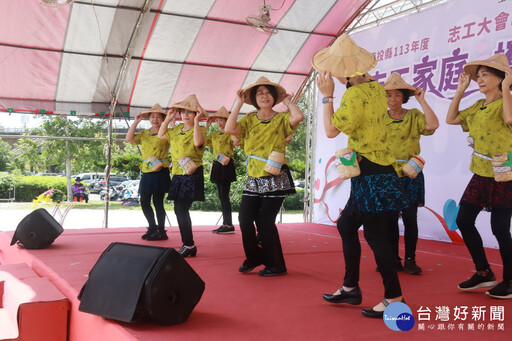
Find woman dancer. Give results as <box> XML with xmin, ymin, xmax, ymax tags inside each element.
<box><xmin>313</xmin><ymin>33</ymin><xmax>407</xmax><ymax>317</ymax></box>
<box><xmin>158</xmin><ymin>95</ymin><xmax>206</xmax><ymax>257</ymax></box>
<box><xmin>446</xmin><ymin>53</ymin><xmax>512</xmax><ymax>298</ymax></box>
<box><xmin>225</xmin><ymin>77</ymin><xmax>304</xmax><ymax>276</ymax></box>
<box><xmin>383</xmin><ymin>73</ymin><xmax>439</xmax><ymax>274</ymax></box>
<box><xmin>126</xmin><ymin>104</ymin><xmax>170</xmax><ymax>241</ymax></box>
<box><xmin>206</xmin><ymin>106</ymin><xmax>237</xmax><ymax>234</ymax></box>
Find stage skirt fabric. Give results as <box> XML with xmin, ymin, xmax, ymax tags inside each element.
<box><xmin>139</xmin><ymin>168</ymin><xmax>170</xmax><ymax>196</ymax></box>
<box><xmin>168</xmin><ymin>166</ymin><xmax>205</xmax><ymax>202</ymax></box>
<box><xmin>242</xmin><ymin>165</ymin><xmax>296</xmax><ymax>198</ymax></box>
<box><xmin>210</xmin><ymin>159</ymin><xmax>236</xmax><ymax>184</ymax></box>
<box><xmin>348</xmin><ymin>157</ymin><xmax>408</xmax><ymax>213</ymax></box>
<box><xmin>460</xmin><ymin>173</ymin><xmax>512</xmax><ymax>211</ymax></box>
<box><xmin>399</xmin><ymin>172</ymin><xmax>425</xmax><ymax>207</ymax></box>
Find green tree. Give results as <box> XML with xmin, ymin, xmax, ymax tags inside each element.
<box><xmin>285</xmin><ymin>92</ymin><xmax>308</xmax><ymax>180</ymax></box>
<box><xmin>10</xmin><ymin>137</ymin><xmax>41</xmax><ymax>172</ymax></box>
<box><xmin>11</xmin><ymin>116</ymin><xmax>108</xmax><ymax>174</ymax></box>
<box><xmin>112</xmin><ymin>142</ymin><xmax>143</xmax><ymax>178</ymax></box>
<box><xmin>0</xmin><ymin>138</ymin><xmax>12</xmax><ymax>171</ymax></box>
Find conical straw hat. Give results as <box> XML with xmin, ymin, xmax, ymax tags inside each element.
<box><xmin>463</xmin><ymin>53</ymin><xmax>510</xmax><ymax>81</ymax></box>
<box><xmin>170</xmin><ymin>94</ymin><xmax>204</xmax><ymax>112</ymax></box>
<box><xmin>242</xmin><ymin>76</ymin><xmax>287</xmax><ymax>106</ymax></box>
<box><xmin>312</xmin><ymin>33</ymin><xmax>377</xmax><ymax>78</ymax></box>
<box><xmin>140</xmin><ymin>103</ymin><xmax>166</xmax><ymax>119</ymax></box>
<box><xmin>383</xmin><ymin>73</ymin><xmax>416</xmax><ymax>95</ymax></box>
<box><xmin>209</xmin><ymin>106</ymin><xmax>229</xmax><ymax>119</ymax></box>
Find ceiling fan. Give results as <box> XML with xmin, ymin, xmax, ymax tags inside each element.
<box><xmin>40</xmin><ymin>0</ymin><xmax>74</xmax><ymax>8</ymax></box>
<box><xmin>246</xmin><ymin>1</ymin><xmax>278</xmax><ymax>35</ymax></box>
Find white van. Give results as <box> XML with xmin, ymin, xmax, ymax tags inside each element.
<box><xmin>76</xmin><ymin>172</ymin><xmax>116</xmax><ymax>185</ymax></box>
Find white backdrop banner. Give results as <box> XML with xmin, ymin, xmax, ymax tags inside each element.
<box><xmin>312</xmin><ymin>0</ymin><xmax>512</xmax><ymax>248</ymax></box>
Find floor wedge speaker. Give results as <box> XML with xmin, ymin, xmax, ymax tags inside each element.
<box><xmin>10</xmin><ymin>208</ymin><xmax>64</xmax><ymax>249</ymax></box>
<box><xmin>78</xmin><ymin>242</ymin><xmax>205</xmax><ymax>326</ymax></box>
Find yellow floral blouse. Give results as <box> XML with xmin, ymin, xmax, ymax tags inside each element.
<box><xmin>165</xmin><ymin>123</ymin><xmax>206</xmax><ymax>175</ymax></box>
<box><xmin>459</xmin><ymin>98</ymin><xmax>512</xmax><ymax>177</ymax></box>
<box><xmin>206</xmin><ymin>131</ymin><xmax>235</xmax><ymax>159</ymax></box>
<box><xmin>385</xmin><ymin>108</ymin><xmax>435</xmax><ymax>176</ymax></box>
<box><xmin>331</xmin><ymin>81</ymin><xmax>396</xmax><ymax>168</ymax></box>
<box><xmin>132</xmin><ymin>130</ymin><xmax>170</xmax><ymax>173</ymax></box>
<box><xmin>236</xmin><ymin>111</ymin><xmax>297</xmax><ymax>177</ymax></box>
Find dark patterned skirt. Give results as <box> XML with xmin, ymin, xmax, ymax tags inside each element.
<box><xmin>347</xmin><ymin>157</ymin><xmax>408</xmax><ymax>213</ymax></box>
<box><xmin>399</xmin><ymin>172</ymin><xmax>425</xmax><ymax>207</ymax></box>
<box><xmin>460</xmin><ymin>173</ymin><xmax>512</xmax><ymax>211</ymax></box>
<box><xmin>139</xmin><ymin>168</ymin><xmax>170</xmax><ymax>196</ymax></box>
<box><xmin>168</xmin><ymin>166</ymin><xmax>205</xmax><ymax>202</ymax></box>
<box><xmin>242</xmin><ymin>165</ymin><xmax>296</xmax><ymax>198</ymax></box>
<box><xmin>210</xmin><ymin>159</ymin><xmax>237</xmax><ymax>184</ymax></box>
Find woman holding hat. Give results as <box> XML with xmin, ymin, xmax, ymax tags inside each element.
<box><xmin>225</xmin><ymin>76</ymin><xmax>304</xmax><ymax>277</ymax></box>
<box><xmin>313</xmin><ymin>33</ymin><xmax>407</xmax><ymax>317</ymax></box>
<box><xmin>383</xmin><ymin>72</ymin><xmax>439</xmax><ymax>274</ymax></box>
<box><xmin>158</xmin><ymin>94</ymin><xmax>207</xmax><ymax>257</ymax></box>
<box><xmin>206</xmin><ymin>106</ymin><xmax>237</xmax><ymax>234</ymax></box>
<box><xmin>126</xmin><ymin>103</ymin><xmax>171</xmax><ymax>241</ymax></box>
<box><xmin>446</xmin><ymin>53</ymin><xmax>512</xmax><ymax>298</ymax></box>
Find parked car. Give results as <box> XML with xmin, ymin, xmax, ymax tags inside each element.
<box><xmin>91</xmin><ymin>176</ymin><xmax>130</xmax><ymax>192</ymax></box>
<box><xmin>294</xmin><ymin>180</ymin><xmax>305</xmax><ymax>188</ymax></box>
<box><xmin>76</xmin><ymin>172</ymin><xmax>115</xmax><ymax>185</ymax></box>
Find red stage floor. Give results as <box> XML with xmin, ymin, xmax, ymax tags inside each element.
<box><xmin>1</xmin><ymin>223</ymin><xmax>511</xmax><ymax>340</ymax></box>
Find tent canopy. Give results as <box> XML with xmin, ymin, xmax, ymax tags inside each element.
<box><xmin>0</xmin><ymin>0</ymin><xmax>370</xmax><ymax>116</ymax></box>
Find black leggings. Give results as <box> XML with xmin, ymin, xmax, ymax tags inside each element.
<box><xmin>337</xmin><ymin>203</ymin><xmax>402</xmax><ymax>299</ymax></box>
<box><xmin>238</xmin><ymin>195</ymin><xmax>286</xmax><ymax>270</ymax></box>
<box><xmin>216</xmin><ymin>181</ymin><xmax>233</xmax><ymax>226</ymax></box>
<box><xmin>174</xmin><ymin>198</ymin><xmax>194</xmax><ymax>246</ymax></box>
<box><xmin>456</xmin><ymin>201</ymin><xmax>512</xmax><ymax>281</ymax></box>
<box><xmin>390</xmin><ymin>204</ymin><xmax>419</xmax><ymax>260</ymax></box>
<box><xmin>140</xmin><ymin>192</ymin><xmax>166</xmax><ymax>230</ymax></box>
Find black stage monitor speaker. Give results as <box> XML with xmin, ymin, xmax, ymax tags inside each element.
<box><xmin>78</xmin><ymin>242</ymin><xmax>205</xmax><ymax>326</ymax></box>
<box><xmin>10</xmin><ymin>208</ymin><xmax>64</xmax><ymax>249</ymax></box>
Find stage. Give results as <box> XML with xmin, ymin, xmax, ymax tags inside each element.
<box><xmin>1</xmin><ymin>222</ymin><xmax>511</xmax><ymax>340</ymax></box>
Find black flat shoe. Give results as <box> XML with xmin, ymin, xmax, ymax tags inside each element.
<box><xmin>322</xmin><ymin>286</ymin><xmax>362</xmax><ymax>305</ymax></box>
<box><xmin>146</xmin><ymin>230</ymin><xmax>168</xmax><ymax>241</ymax></box>
<box><xmin>361</xmin><ymin>298</ymin><xmax>405</xmax><ymax>318</ymax></box>
<box><xmin>361</xmin><ymin>308</ymin><xmax>384</xmax><ymax>318</ymax></box>
<box><xmin>178</xmin><ymin>245</ymin><xmax>197</xmax><ymax>258</ymax></box>
<box><xmin>141</xmin><ymin>225</ymin><xmax>157</xmax><ymax>239</ymax></box>
<box><xmin>239</xmin><ymin>261</ymin><xmax>261</xmax><ymax>273</ymax></box>
<box><xmin>403</xmin><ymin>257</ymin><xmax>422</xmax><ymax>274</ymax></box>
<box><xmin>258</xmin><ymin>267</ymin><xmax>287</xmax><ymax>277</ymax></box>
